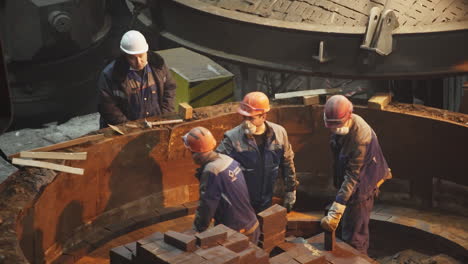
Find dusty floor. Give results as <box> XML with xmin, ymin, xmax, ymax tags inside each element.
<box><xmin>0</xmin><ymin>113</ymin><xmax>100</xmax><ymax>183</ymax></box>
<box><xmin>75</xmin><ymin>211</ymin><xmax>463</xmax><ymax>264</ymax></box>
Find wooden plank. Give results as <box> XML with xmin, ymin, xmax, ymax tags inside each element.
<box><xmin>108</xmin><ymin>124</ymin><xmax>125</xmax><ymax>135</ymax></box>
<box><xmin>148</xmin><ymin>119</ymin><xmax>184</xmax><ymax>126</ymax></box>
<box><xmin>12</xmin><ymin>158</ymin><xmax>84</xmax><ymax>175</ymax></box>
<box><xmin>275</xmin><ymin>88</ymin><xmax>342</xmax><ymax>99</ymax></box>
<box><xmin>179</xmin><ymin>103</ymin><xmax>193</xmax><ymax>120</ymax></box>
<box><xmin>8</xmin><ymin>134</ymin><xmax>104</xmax><ymax>159</ymax></box>
<box><xmin>125</xmin><ymin>123</ymin><xmax>138</xmax><ymax>128</ymax></box>
<box><xmin>20</xmin><ymin>151</ymin><xmax>87</xmax><ymax>160</ymax></box>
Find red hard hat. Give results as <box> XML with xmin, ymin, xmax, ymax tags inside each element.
<box><xmin>324</xmin><ymin>95</ymin><xmax>353</xmax><ymax>128</ymax></box>
<box><xmin>182</xmin><ymin>127</ymin><xmax>217</xmax><ymax>153</ymax></box>
<box><xmin>237</xmin><ymin>91</ymin><xmax>270</xmax><ymax>116</ymax></box>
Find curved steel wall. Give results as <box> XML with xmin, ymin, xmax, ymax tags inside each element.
<box><xmin>0</xmin><ymin>103</ymin><xmax>465</xmax><ymax>262</ymax></box>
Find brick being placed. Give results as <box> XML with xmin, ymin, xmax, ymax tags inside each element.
<box><xmin>258</xmin><ymin>204</ymin><xmax>287</xmax><ymax>226</ymax></box>
<box><xmin>195</xmin><ymin>224</ymin><xmax>228</xmax><ymax>248</ymax></box>
<box><xmin>258</xmin><ymin>204</ymin><xmax>288</xmax><ymax>235</ymax></box>
<box><xmin>164</xmin><ymin>230</ymin><xmax>197</xmax><ymax>252</ymax></box>
<box><xmin>261</xmin><ymin>216</ymin><xmax>288</xmax><ymax>235</ymax></box>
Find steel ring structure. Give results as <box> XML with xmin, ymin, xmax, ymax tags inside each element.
<box><xmin>154</xmin><ymin>0</ymin><xmax>468</xmax><ymax>78</ymax></box>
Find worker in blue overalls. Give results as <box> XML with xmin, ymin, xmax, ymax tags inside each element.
<box><xmin>183</xmin><ymin>127</ymin><xmax>260</xmax><ymax>243</ymax></box>
<box><xmin>321</xmin><ymin>95</ymin><xmax>392</xmax><ymax>255</ymax></box>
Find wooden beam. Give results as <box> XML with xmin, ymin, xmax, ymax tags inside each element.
<box><xmin>19</xmin><ymin>151</ymin><xmax>87</xmax><ymax>160</ymax></box>
<box><xmin>12</xmin><ymin>158</ymin><xmax>84</xmax><ymax>175</ymax></box>
<box><xmin>108</xmin><ymin>124</ymin><xmax>125</xmax><ymax>135</ymax></box>
<box><xmin>148</xmin><ymin>119</ymin><xmax>184</xmax><ymax>126</ymax></box>
<box><xmin>125</xmin><ymin>123</ymin><xmax>139</xmax><ymax>128</ymax></box>
<box><xmin>302</xmin><ymin>95</ymin><xmax>320</xmax><ymax>105</ymax></box>
<box><xmin>179</xmin><ymin>102</ymin><xmax>193</xmax><ymax>120</ymax></box>
<box><xmin>368</xmin><ymin>93</ymin><xmax>392</xmax><ymax>110</ymax></box>
<box><xmin>8</xmin><ymin>134</ymin><xmax>104</xmax><ymax>159</ymax></box>
<box><xmin>275</xmin><ymin>88</ymin><xmax>342</xmax><ymax>100</ymax></box>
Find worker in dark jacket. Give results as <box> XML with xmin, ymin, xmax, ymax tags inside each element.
<box><xmin>321</xmin><ymin>95</ymin><xmax>392</xmax><ymax>254</ymax></box>
<box><xmin>98</xmin><ymin>30</ymin><xmax>176</xmax><ymax>128</ymax></box>
<box><xmin>183</xmin><ymin>126</ymin><xmax>260</xmax><ymax>243</ymax></box>
<box><xmin>217</xmin><ymin>92</ymin><xmax>298</xmax><ymax>213</ymax></box>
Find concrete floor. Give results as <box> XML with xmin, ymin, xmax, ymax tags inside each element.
<box><xmin>0</xmin><ymin>113</ymin><xmax>100</xmax><ymax>183</ymax></box>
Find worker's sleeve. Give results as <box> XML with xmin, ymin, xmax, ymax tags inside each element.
<box><xmin>97</xmin><ymin>72</ymin><xmax>128</xmax><ymax>125</ymax></box>
<box><xmin>281</xmin><ymin>129</ymin><xmax>298</xmax><ymax>192</ymax></box>
<box><xmin>193</xmin><ymin>170</ymin><xmax>221</xmax><ymax>232</ymax></box>
<box><xmin>160</xmin><ymin>63</ymin><xmax>176</xmax><ymax>114</ymax></box>
<box><xmin>335</xmin><ymin>143</ymin><xmax>367</xmax><ymax>205</ymax></box>
<box><xmin>216</xmin><ymin>134</ymin><xmax>235</xmax><ymax>156</ymax></box>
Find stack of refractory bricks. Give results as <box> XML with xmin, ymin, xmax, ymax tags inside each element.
<box><xmin>110</xmin><ymin>204</ymin><xmax>290</xmax><ymax>264</ymax></box>
<box><xmin>110</xmin><ymin>223</ymin><xmax>269</xmax><ymax>264</ymax></box>
<box><xmin>257</xmin><ymin>204</ymin><xmax>287</xmax><ymax>252</ymax></box>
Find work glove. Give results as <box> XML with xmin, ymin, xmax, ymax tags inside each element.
<box><xmin>283</xmin><ymin>190</ymin><xmax>296</xmax><ymax>213</ymax></box>
<box><xmin>320</xmin><ymin>201</ymin><xmax>346</xmax><ymax>231</ymax></box>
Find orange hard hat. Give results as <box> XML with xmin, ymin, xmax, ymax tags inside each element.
<box><xmin>182</xmin><ymin>127</ymin><xmax>217</xmax><ymax>153</ymax></box>
<box><xmin>324</xmin><ymin>95</ymin><xmax>353</xmax><ymax>128</ymax></box>
<box><xmin>237</xmin><ymin>91</ymin><xmax>270</xmax><ymax>116</ymax></box>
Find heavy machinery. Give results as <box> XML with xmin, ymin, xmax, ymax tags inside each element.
<box><xmin>0</xmin><ymin>0</ymin><xmax>133</xmax><ymax>129</ymax></box>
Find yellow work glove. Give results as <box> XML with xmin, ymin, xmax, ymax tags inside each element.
<box><xmin>320</xmin><ymin>201</ymin><xmax>346</xmax><ymax>231</ymax></box>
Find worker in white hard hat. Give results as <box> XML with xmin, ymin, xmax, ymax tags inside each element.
<box><xmin>98</xmin><ymin>30</ymin><xmax>176</xmax><ymax>128</ymax></box>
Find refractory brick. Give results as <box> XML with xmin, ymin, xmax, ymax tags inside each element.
<box><xmin>164</xmin><ymin>230</ymin><xmax>197</xmax><ymax>252</ymax></box>
<box><xmin>219</xmin><ymin>231</ymin><xmax>249</xmax><ymax>253</ymax></box>
<box><xmin>196</xmin><ymin>224</ymin><xmax>228</xmax><ymax>248</ymax></box>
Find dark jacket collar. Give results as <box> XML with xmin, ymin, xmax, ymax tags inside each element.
<box><xmin>112</xmin><ymin>52</ymin><xmax>165</xmax><ymax>82</ymax></box>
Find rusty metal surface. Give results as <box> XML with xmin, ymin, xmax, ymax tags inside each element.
<box><xmin>0</xmin><ymin>103</ymin><xmax>467</xmax><ymax>263</ymax></box>
<box><xmin>156</xmin><ymin>0</ymin><xmax>468</xmax><ymax>78</ymax></box>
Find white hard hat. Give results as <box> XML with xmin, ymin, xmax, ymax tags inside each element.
<box><xmin>120</xmin><ymin>30</ymin><xmax>149</xmax><ymax>55</ymax></box>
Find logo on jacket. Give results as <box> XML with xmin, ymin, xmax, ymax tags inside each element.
<box><xmin>228</xmin><ymin>167</ymin><xmax>241</xmax><ymax>182</ymax></box>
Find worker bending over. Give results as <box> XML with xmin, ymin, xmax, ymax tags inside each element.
<box><xmin>183</xmin><ymin>127</ymin><xmax>260</xmax><ymax>243</ymax></box>
<box><xmin>321</xmin><ymin>95</ymin><xmax>392</xmax><ymax>254</ymax></box>
<box><xmin>217</xmin><ymin>91</ymin><xmax>298</xmax><ymax>213</ymax></box>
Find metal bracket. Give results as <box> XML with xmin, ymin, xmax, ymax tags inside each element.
<box><xmin>313</xmin><ymin>41</ymin><xmax>332</xmax><ymax>63</ymax></box>
<box><xmin>361</xmin><ymin>7</ymin><xmax>399</xmax><ymax>56</ymax></box>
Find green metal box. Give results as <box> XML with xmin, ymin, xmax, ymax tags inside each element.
<box><xmin>157</xmin><ymin>48</ymin><xmax>235</xmax><ymax>109</ymax></box>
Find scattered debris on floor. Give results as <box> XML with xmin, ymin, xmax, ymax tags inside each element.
<box><xmin>377</xmin><ymin>249</ymin><xmax>461</xmax><ymax>264</ymax></box>
<box><xmin>387</xmin><ymin>103</ymin><xmax>468</xmax><ymax>126</ymax></box>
